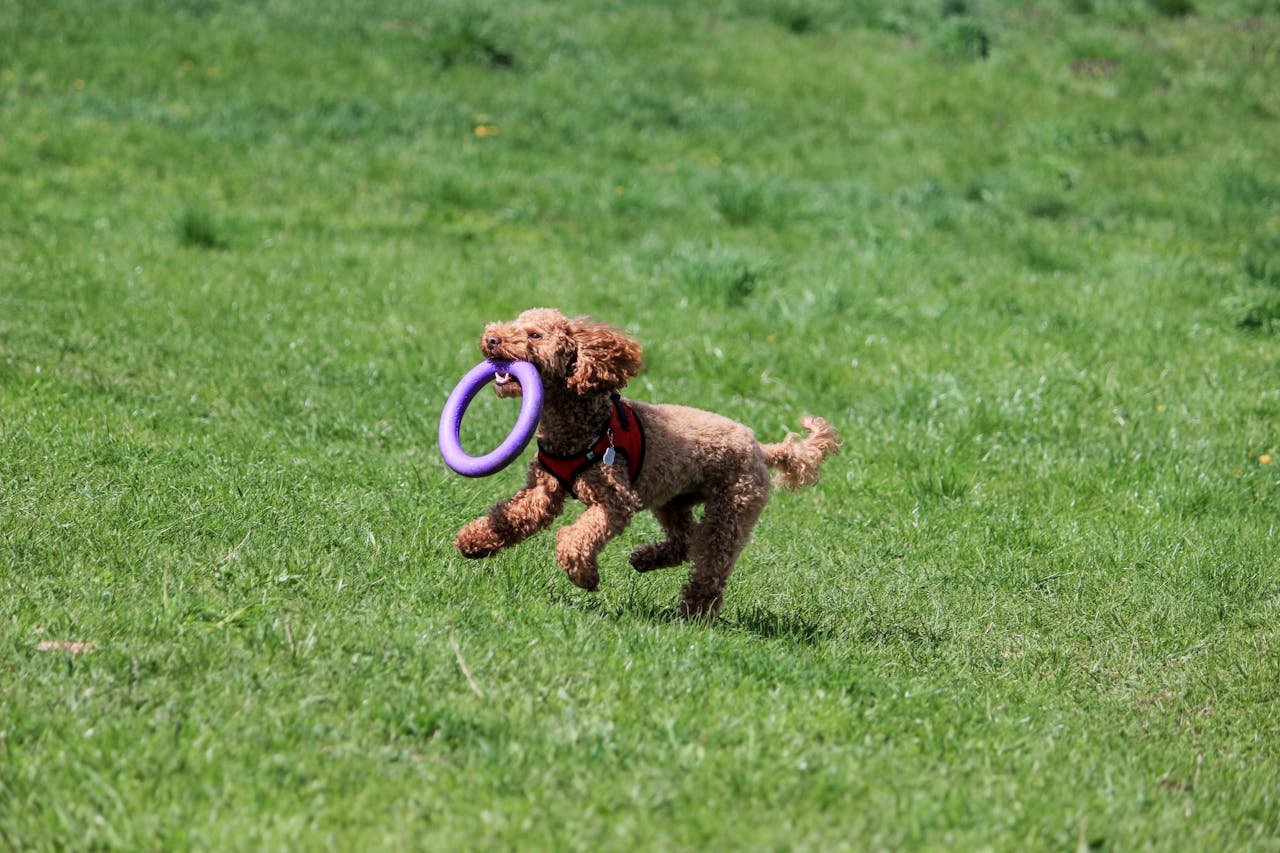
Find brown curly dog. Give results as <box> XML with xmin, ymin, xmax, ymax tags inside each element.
<box><xmin>454</xmin><ymin>308</ymin><xmax>840</xmax><ymax>619</ymax></box>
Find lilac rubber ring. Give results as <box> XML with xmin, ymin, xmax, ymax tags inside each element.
<box><xmin>438</xmin><ymin>359</ymin><xmax>543</xmax><ymax>477</ymax></box>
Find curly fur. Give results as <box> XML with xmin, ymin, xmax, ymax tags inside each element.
<box><xmin>454</xmin><ymin>308</ymin><xmax>840</xmax><ymax>619</ymax></box>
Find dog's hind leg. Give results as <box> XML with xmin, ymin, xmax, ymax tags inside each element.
<box><xmin>677</xmin><ymin>465</ymin><xmax>769</xmax><ymax>619</ymax></box>
<box><xmin>629</xmin><ymin>500</ymin><xmax>696</xmax><ymax>573</ymax></box>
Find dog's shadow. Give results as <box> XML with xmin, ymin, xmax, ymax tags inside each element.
<box><xmin>572</xmin><ymin>593</ymin><xmax>835</xmax><ymax>645</ymax></box>
<box><xmin>721</xmin><ymin>605</ymin><xmax>837</xmax><ymax>644</ymax></box>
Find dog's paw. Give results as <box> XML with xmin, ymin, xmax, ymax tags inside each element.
<box><xmin>555</xmin><ymin>530</ymin><xmax>600</xmax><ymax>591</ymax></box>
<box><xmin>567</xmin><ymin>566</ymin><xmax>600</xmax><ymax>591</ymax></box>
<box><xmin>455</xmin><ymin>520</ymin><xmax>502</xmax><ymax>559</ymax></box>
<box><xmin>676</xmin><ymin>592</ymin><xmax>724</xmax><ymax>621</ymax></box>
<box><xmin>629</xmin><ymin>539</ymin><xmax>687</xmax><ymax>573</ymax></box>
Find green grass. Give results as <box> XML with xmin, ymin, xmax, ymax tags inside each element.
<box><xmin>3</xmin><ymin>0</ymin><xmax>1280</xmax><ymax>848</ymax></box>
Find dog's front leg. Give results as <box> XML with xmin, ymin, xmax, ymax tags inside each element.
<box><xmin>455</xmin><ymin>466</ymin><xmax>566</xmax><ymax>559</ymax></box>
<box><xmin>553</xmin><ymin>472</ymin><xmax>640</xmax><ymax>591</ymax></box>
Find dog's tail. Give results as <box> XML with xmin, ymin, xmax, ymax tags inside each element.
<box><xmin>760</xmin><ymin>416</ymin><xmax>841</xmax><ymax>490</ymax></box>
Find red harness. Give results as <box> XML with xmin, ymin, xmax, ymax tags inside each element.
<box><xmin>537</xmin><ymin>394</ymin><xmax>645</xmax><ymax>496</ymax></box>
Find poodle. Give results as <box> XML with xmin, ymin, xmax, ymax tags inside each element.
<box><xmin>453</xmin><ymin>308</ymin><xmax>840</xmax><ymax>618</ymax></box>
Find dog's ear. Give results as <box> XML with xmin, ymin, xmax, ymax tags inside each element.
<box><xmin>566</xmin><ymin>317</ymin><xmax>643</xmax><ymax>396</ymax></box>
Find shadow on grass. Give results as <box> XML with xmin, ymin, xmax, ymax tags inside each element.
<box><xmin>855</xmin><ymin>620</ymin><xmax>947</xmax><ymax>647</ymax></box>
<box><xmin>570</xmin><ymin>594</ymin><xmax>676</xmax><ymax>625</ymax></box>
<box><xmin>570</xmin><ymin>593</ymin><xmax>838</xmax><ymax>644</ymax></box>
<box><xmin>724</xmin><ymin>606</ymin><xmax>838</xmax><ymax>644</ymax></box>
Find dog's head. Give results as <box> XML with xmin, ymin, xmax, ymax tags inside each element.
<box><xmin>480</xmin><ymin>308</ymin><xmax>643</xmax><ymax>397</ymax></box>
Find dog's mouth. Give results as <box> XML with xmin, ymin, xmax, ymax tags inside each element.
<box><xmin>493</xmin><ymin>370</ymin><xmax>523</xmax><ymax>397</ymax></box>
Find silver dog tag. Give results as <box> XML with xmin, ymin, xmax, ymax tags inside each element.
<box><xmin>603</xmin><ymin>447</ymin><xmax>616</xmax><ymax>467</ymax></box>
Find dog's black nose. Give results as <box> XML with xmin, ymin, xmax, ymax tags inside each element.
<box><xmin>485</xmin><ymin>336</ymin><xmax>501</xmax><ymax>352</ymax></box>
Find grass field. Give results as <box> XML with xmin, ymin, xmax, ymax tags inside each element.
<box><xmin>3</xmin><ymin>0</ymin><xmax>1280</xmax><ymax>848</ymax></box>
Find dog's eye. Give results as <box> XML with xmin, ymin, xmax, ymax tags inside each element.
<box><xmin>528</xmin><ymin>332</ymin><xmax>542</xmax><ymax>340</ymax></box>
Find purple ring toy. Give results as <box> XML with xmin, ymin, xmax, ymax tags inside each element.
<box><xmin>438</xmin><ymin>359</ymin><xmax>543</xmax><ymax>477</ymax></box>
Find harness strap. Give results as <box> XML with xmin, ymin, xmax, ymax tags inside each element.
<box><xmin>537</xmin><ymin>394</ymin><xmax>645</xmax><ymax>497</ymax></box>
